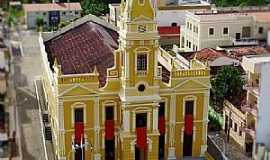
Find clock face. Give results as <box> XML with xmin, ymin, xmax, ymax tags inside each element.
<box><xmin>138</xmin><ymin>25</ymin><xmax>146</xmax><ymax>33</ymax></box>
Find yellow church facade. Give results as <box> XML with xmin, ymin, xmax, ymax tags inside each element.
<box><xmin>40</xmin><ymin>0</ymin><xmax>210</xmax><ymax>160</ymax></box>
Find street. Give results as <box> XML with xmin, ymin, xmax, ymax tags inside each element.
<box><xmin>10</xmin><ymin>29</ymin><xmax>46</xmax><ymax>160</ymax></box>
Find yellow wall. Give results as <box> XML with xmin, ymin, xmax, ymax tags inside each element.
<box><xmin>42</xmin><ymin>0</ymin><xmax>210</xmax><ymax>159</ymax></box>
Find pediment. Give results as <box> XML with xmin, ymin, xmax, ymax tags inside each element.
<box><xmin>173</xmin><ymin>79</ymin><xmax>209</xmax><ymax>91</ymax></box>
<box><xmin>133</xmin><ymin>15</ymin><xmax>152</xmax><ymax>22</ymax></box>
<box><xmin>59</xmin><ymin>84</ymin><xmax>97</xmax><ymax>97</ymax></box>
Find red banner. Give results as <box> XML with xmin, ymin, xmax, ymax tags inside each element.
<box><xmin>75</xmin><ymin>122</ymin><xmax>84</xmax><ymax>144</ymax></box>
<box><xmin>105</xmin><ymin>120</ymin><xmax>114</xmax><ymax>140</ymax></box>
<box><xmin>185</xmin><ymin>114</ymin><xmax>193</xmax><ymax>135</ymax></box>
<box><xmin>158</xmin><ymin>116</ymin><xmax>165</xmax><ymax>134</ymax></box>
<box><xmin>136</xmin><ymin>127</ymin><xmax>147</xmax><ymax>150</ymax></box>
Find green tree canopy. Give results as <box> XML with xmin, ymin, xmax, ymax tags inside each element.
<box><xmin>36</xmin><ymin>16</ymin><xmax>44</xmax><ymax>27</ymax></box>
<box><xmin>211</xmin><ymin>66</ymin><xmax>245</xmax><ymax>111</ymax></box>
<box><xmin>214</xmin><ymin>0</ymin><xmax>269</xmax><ymax>7</ymax></box>
<box><xmin>81</xmin><ymin>0</ymin><xmax>108</xmax><ymax>16</ymax></box>
<box><xmin>7</xmin><ymin>7</ymin><xmax>21</xmax><ymax>27</ymax></box>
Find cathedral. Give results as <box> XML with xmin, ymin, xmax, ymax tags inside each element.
<box><xmin>40</xmin><ymin>0</ymin><xmax>210</xmax><ymax>159</ymax></box>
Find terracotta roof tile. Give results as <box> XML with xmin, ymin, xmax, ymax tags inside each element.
<box><xmin>191</xmin><ymin>48</ymin><xmax>226</xmax><ymax>61</ymax></box>
<box><xmin>45</xmin><ymin>21</ymin><xmax>118</xmax><ymax>87</ymax></box>
<box><xmin>226</xmin><ymin>46</ymin><xmax>270</xmax><ymax>60</ymax></box>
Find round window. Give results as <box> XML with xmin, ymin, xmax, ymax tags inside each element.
<box><xmin>138</xmin><ymin>84</ymin><xmax>146</xmax><ymax>92</ymax></box>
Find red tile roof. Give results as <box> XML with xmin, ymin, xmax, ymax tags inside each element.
<box><xmin>190</xmin><ymin>46</ymin><xmax>270</xmax><ymax>63</ymax></box>
<box><xmin>44</xmin><ymin>22</ymin><xmax>118</xmax><ymax>87</ymax></box>
<box><xmin>158</xmin><ymin>26</ymin><xmax>180</xmax><ymax>37</ymax></box>
<box><xmin>226</xmin><ymin>46</ymin><xmax>270</xmax><ymax>60</ymax></box>
<box><xmin>191</xmin><ymin>48</ymin><xmax>226</xmax><ymax>61</ymax></box>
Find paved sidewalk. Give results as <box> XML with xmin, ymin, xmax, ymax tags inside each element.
<box><xmin>13</xmin><ymin>31</ymin><xmax>46</xmax><ymax>160</ymax></box>
<box><xmin>209</xmin><ymin>131</ymin><xmax>251</xmax><ymax>160</ymax></box>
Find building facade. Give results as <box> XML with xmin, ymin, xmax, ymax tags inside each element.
<box><xmin>40</xmin><ymin>0</ymin><xmax>210</xmax><ymax>160</ymax></box>
<box><xmin>242</xmin><ymin>55</ymin><xmax>270</xmax><ymax>159</ymax></box>
<box><xmin>223</xmin><ymin>100</ymin><xmax>251</xmax><ymax>153</ymax></box>
<box><xmin>23</xmin><ymin>3</ymin><xmax>82</xmax><ymax>29</ymax></box>
<box><xmin>108</xmin><ymin>1</ymin><xmax>210</xmax><ymax>46</ymax></box>
<box><xmin>180</xmin><ymin>7</ymin><xmax>270</xmax><ymax>52</ymax></box>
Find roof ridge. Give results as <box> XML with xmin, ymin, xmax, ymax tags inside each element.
<box><xmin>43</xmin><ymin>14</ymin><xmax>118</xmax><ymax>42</ymax></box>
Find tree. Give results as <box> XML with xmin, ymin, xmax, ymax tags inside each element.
<box><xmin>7</xmin><ymin>7</ymin><xmax>21</xmax><ymax>27</ymax></box>
<box><xmin>211</xmin><ymin>66</ymin><xmax>244</xmax><ymax>112</ymax></box>
<box><xmin>81</xmin><ymin>0</ymin><xmax>108</xmax><ymax>16</ymax></box>
<box><xmin>208</xmin><ymin>105</ymin><xmax>223</xmax><ymax>131</ymax></box>
<box><xmin>36</xmin><ymin>16</ymin><xmax>44</xmax><ymax>31</ymax></box>
<box><xmin>58</xmin><ymin>21</ymin><xmax>70</xmax><ymax>29</ymax></box>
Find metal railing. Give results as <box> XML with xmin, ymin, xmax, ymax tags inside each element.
<box><xmin>231</xmin><ymin>37</ymin><xmax>259</xmax><ymax>46</ymax></box>
<box><xmin>136</xmin><ymin>70</ymin><xmax>147</xmax><ymax>77</ymax></box>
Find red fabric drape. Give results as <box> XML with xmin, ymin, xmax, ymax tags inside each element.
<box><xmin>75</xmin><ymin>122</ymin><xmax>84</xmax><ymax>144</ymax></box>
<box><xmin>105</xmin><ymin>120</ymin><xmax>114</xmax><ymax>140</ymax></box>
<box><xmin>185</xmin><ymin>114</ymin><xmax>193</xmax><ymax>135</ymax></box>
<box><xmin>158</xmin><ymin>116</ymin><xmax>165</xmax><ymax>134</ymax></box>
<box><xmin>136</xmin><ymin>127</ymin><xmax>147</xmax><ymax>150</ymax></box>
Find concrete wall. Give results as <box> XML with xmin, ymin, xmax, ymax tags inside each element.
<box><xmin>181</xmin><ymin>12</ymin><xmax>270</xmax><ymax>51</ymax></box>
<box><xmin>157</xmin><ymin>10</ymin><xmax>187</xmax><ymax>26</ymax></box>
<box><xmin>25</xmin><ymin>10</ymin><xmax>81</xmax><ymax>29</ymax></box>
<box><xmin>268</xmin><ymin>30</ymin><xmax>270</xmax><ymax>46</ymax></box>
<box><xmin>256</xmin><ymin>63</ymin><xmax>270</xmax><ymax>148</ymax></box>
<box><xmin>223</xmin><ymin>100</ymin><xmax>246</xmax><ymax>149</ymax></box>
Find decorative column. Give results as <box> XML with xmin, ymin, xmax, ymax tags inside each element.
<box><xmin>201</xmin><ymin>91</ymin><xmax>209</xmax><ymax>156</ymax></box>
<box><xmin>168</xmin><ymin>94</ymin><xmax>176</xmax><ymax>160</ymax></box>
<box><xmin>123</xmin><ymin>106</ymin><xmax>130</xmax><ymax>132</ymax></box>
<box><xmin>153</xmin><ymin>106</ymin><xmax>158</xmax><ymax>131</ymax></box>
<box><xmin>94</xmin><ymin>97</ymin><xmax>101</xmax><ymax>160</ymax></box>
<box><xmin>57</xmin><ymin>99</ymin><xmax>66</xmax><ymax>159</ymax></box>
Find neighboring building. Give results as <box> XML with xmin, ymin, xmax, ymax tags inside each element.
<box><xmin>0</xmin><ymin>52</ymin><xmax>7</xmax><ymax>95</ymax></box>
<box><xmin>157</xmin><ymin>26</ymin><xmax>181</xmax><ymax>46</ymax></box>
<box><xmin>40</xmin><ymin>1</ymin><xmax>210</xmax><ymax>160</ymax></box>
<box><xmin>223</xmin><ymin>98</ymin><xmax>254</xmax><ymax>155</ymax></box>
<box><xmin>242</xmin><ymin>54</ymin><xmax>270</xmax><ymax>159</ymax></box>
<box><xmin>188</xmin><ymin>48</ymin><xmax>240</xmax><ymax>75</ymax></box>
<box><xmin>108</xmin><ymin>1</ymin><xmax>210</xmax><ymax>46</ymax></box>
<box><xmin>23</xmin><ymin>3</ymin><xmax>82</xmax><ymax>29</ymax></box>
<box><xmin>109</xmin><ymin>3</ymin><xmax>121</xmax><ymax>27</ymax></box>
<box><xmin>180</xmin><ymin>7</ymin><xmax>270</xmax><ymax>52</ymax></box>
<box><xmin>156</xmin><ymin>0</ymin><xmax>211</xmax><ymax>27</ymax></box>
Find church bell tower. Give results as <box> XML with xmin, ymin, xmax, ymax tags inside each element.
<box><xmin>118</xmin><ymin>0</ymin><xmax>161</xmax><ymax>159</ymax></box>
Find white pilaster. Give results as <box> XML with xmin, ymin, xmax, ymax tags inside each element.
<box><xmin>169</xmin><ymin>94</ymin><xmax>176</xmax><ymax>147</ymax></box>
<box><xmin>153</xmin><ymin>107</ymin><xmax>158</xmax><ymax>130</ymax></box>
<box><xmin>125</xmin><ymin>51</ymin><xmax>129</xmax><ymax>78</ymax></box>
<box><xmin>123</xmin><ymin>109</ymin><xmax>130</xmax><ymax>132</ymax></box>
<box><xmin>94</xmin><ymin>154</ymin><xmax>101</xmax><ymax>160</ymax></box>
<box><xmin>200</xmin><ymin>144</ymin><xmax>207</xmax><ymax>156</ymax></box>
<box><xmin>168</xmin><ymin>94</ymin><xmax>176</xmax><ymax>159</ymax></box>
<box><xmin>94</xmin><ymin>97</ymin><xmax>100</xmax><ymax>152</ymax></box>
<box><xmin>167</xmin><ymin>147</ymin><xmax>176</xmax><ymax>160</ymax></box>
<box><xmin>58</xmin><ymin>100</ymin><xmax>65</xmax><ymax>156</ymax></box>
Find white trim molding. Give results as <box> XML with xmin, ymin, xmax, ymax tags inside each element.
<box><xmin>102</xmin><ymin>100</ymin><xmax>117</xmax><ymax>125</ymax></box>
<box><xmin>71</xmin><ymin>102</ymin><xmax>87</xmax><ymax>125</ymax></box>
<box><xmin>182</xmin><ymin>95</ymin><xmax>197</xmax><ymax>118</ymax></box>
